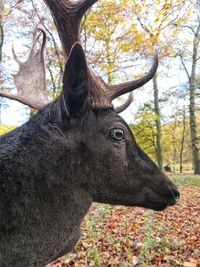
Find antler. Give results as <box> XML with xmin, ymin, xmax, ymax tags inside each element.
<box><xmin>114</xmin><ymin>93</ymin><xmax>133</xmax><ymax>114</ymax></box>
<box><xmin>43</xmin><ymin>0</ymin><xmax>158</xmax><ymax>111</ymax></box>
<box><xmin>0</xmin><ymin>29</ymin><xmax>48</xmax><ymax>109</ymax></box>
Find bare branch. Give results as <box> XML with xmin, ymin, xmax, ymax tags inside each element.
<box><xmin>179</xmin><ymin>54</ymin><xmax>190</xmax><ymax>80</ymax></box>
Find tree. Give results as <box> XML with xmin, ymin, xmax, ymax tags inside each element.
<box><xmin>131</xmin><ymin>103</ymin><xmax>158</xmax><ymax>162</ymax></box>
<box><xmin>178</xmin><ymin>1</ymin><xmax>200</xmax><ymax>174</ymax></box>
<box><xmin>120</xmin><ymin>0</ymin><xmax>190</xmax><ymax>170</ymax></box>
<box><xmin>81</xmin><ymin>0</ymin><xmax>133</xmax><ymax>84</ymax></box>
<box><xmin>0</xmin><ymin>0</ymin><xmax>4</xmax><ymax>62</ymax></box>
<box><xmin>179</xmin><ymin>105</ymin><xmax>186</xmax><ymax>173</ymax></box>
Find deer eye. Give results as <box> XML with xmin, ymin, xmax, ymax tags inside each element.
<box><xmin>109</xmin><ymin>128</ymin><xmax>124</xmax><ymax>142</ymax></box>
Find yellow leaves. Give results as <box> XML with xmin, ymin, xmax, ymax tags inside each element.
<box><xmin>123</xmin><ymin>0</ymin><xmax>130</xmax><ymax>5</ymax></box>
<box><xmin>150</xmin><ymin>34</ymin><xmax>159</xmax><ymax>44</ymax></box>
<box><xmin>94</xmin><ymin>30</ymin><xmax>105</xmax><ymax>40</ymax></box>
<box><xmin>0</xmin><ymin>125</ymin><xmax>15</xmax><ymax>136</ymax></box>
<box><xmin>174</xmin><ymin>17</ymin><xmax>181</xmax><ymax>26</ymax></box>
<box><xmin>2</xmin><ymin>3</ymin><xmax>10</xmax><ymax>17</ymax></box>
<box><xmin>82</xmin><ymin>0</ymin><xmax>195</xmax><ymax>80</ymax></box>
<box><xmin>135</xmin><ymin>33</ymin><xmax>144</xmax><ymax>44</ymax></box>
<box><xmin>120</xmin><ymin>43</ymin><xmax>132</xmax><ymax>52</ymax></box>
<box><xmin>160</xmin><ymin>2</ymin><xmax>171</xmax><ymax>16</ymax></box>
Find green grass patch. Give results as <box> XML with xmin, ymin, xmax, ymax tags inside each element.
<box><xmin>170</xmin><ymin>175</ymin><xmax>200</xmax><ymax>186</ymax></box>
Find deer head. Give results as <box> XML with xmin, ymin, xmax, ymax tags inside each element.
<box><xmin>0</xmin><ymin>1</ymin><xmax>179</xmax><ymax>266</ymax></box>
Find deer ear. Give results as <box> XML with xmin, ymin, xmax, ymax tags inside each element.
<box><xmin>61</xmin><ymin>43</ymin><xmax>89</xmax><ymax>118</ymax></box>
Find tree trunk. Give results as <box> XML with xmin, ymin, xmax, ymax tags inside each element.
<box><xmin>0</xmin><ymin>0</ymin><xmax>4</xmax><ymax>62</ymax></box>
<box><xmin>153</xmin><ymin>74</ymin><xmax>163</xmax><ymax>170</ymax></box>
<box><xmin>172</xmin><ymin>118</ymin><xmax>177</xmax><ymax>174</ymax></box>
<box><xmin>189</xmin><ymin>29</ymin><xmax>200</xmax><ymax>174</ymax></box>
<box><xmin>173</xmin><ymin>134</ymin><xmax>176</xmax><ymax>174</ymax></box>
<box><xmin>180</xmin><ymin>107</ymin><xmax>186</xmax><ymax>173</ymax></box>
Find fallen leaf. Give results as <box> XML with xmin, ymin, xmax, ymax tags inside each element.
<box><xmin>132</xmin><ymin>256</ymin><xmax>138</xmax><ymax>266</ymax></box>
<box><xmin>183</xmin><ymin>262</ymin><xmax>197</xmax><ymax>267</ymax></box>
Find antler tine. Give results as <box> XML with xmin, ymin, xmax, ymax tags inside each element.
<box><xmin>28</xmin><ymin>31</ymin><xmax>42</xmax><ymax>57</ymax></box>
<box><xmin>38</xmin><ymin>28</ymin><xmax>47</xmax><ymax>60</ymax></box>
<box><xmin>0</xmin><ymin>29</ymin><xmax>49</xmax><ymax>109</ymax></box>
<box><xmin>107</xmin><ymin>51</ymin><xmax>158</xmax><ymax>101</ymax></box>
<box><xmin>114</xmin><ymin>93</ymin><xmax>133</xmax><ymax>114</ymax></box>
<box><xmin>28</xmin><ymin>28</ymin><xmax>47</xmax><ymax>61</ymax></box>
<box><xmin>108</xmin><ymin>51</ymin><xmax>158</xmax><ymax>101</ymax></box>
<box><xmin>0</xmin><ymin>91</ymin><xmax>44</xmax><ymax>109</ymax></box>
<box><xmin>12</xmin><ymin>45</ymin><xmax>22</xmax><ymax>65</ymax></box>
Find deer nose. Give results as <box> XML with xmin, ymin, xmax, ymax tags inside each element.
<box><xmin>170</xmin><ymin>185</ymin><xmax>180</xmax><ymax>204</ymax></box>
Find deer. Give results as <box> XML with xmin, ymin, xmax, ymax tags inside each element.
<box><xmin>0</xmin><ymin>1</ymin><xmax>180</xmax><ymax>266</ymax></box>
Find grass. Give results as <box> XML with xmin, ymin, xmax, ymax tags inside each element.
<box><xmin>170</xmin><ymin>174</ymin><xmax>200</xmax><ymax>186</ymax></box>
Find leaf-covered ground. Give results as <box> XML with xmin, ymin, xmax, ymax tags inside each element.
<box><xmin>48</xmin><ymin>185</ymin><xmax>200</xmax><ymax>267</ymax></box>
